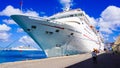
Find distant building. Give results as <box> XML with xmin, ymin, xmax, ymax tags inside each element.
<box><xmin>113</xmin><ymin>36</ymin><xmax>120</xmax><ymax>53</ymax></box>
<box><xmin>105</xmin><ymin>42</ymin><xmax>114</xmax><ymax>51</ymax></box>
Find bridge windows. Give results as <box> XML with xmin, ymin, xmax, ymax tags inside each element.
<box><xmin>50</xmin><ymin>13</ymin><xmax>84</xmax><ymax>20</ymax></box>
<box><xmin>56</xmin><ymin>44</ymin><xmax>61</xmax><ymax>47</ymax></box>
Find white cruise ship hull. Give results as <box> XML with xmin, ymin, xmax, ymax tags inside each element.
<box><xmin>11</xmin><ymin>15</ymin><xmax>104</xmax><ymax>57</ymax></box>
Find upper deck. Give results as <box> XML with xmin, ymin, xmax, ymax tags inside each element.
<box><xmin>49</xmin><ymin>9</ymin><xmax>84</xmax><ymax>20</ymax></box>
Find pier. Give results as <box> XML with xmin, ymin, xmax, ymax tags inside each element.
<box><xmin>0</xmin><ymin>52</ymin><xmax>120</xmax><ymax>68</ymax></box>
<box><xmin>67</xmin><ymin>52</ymin><xmax>120</xmax><ymax>68</ymax></box>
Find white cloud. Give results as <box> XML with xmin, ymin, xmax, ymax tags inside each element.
<box><xmin>17</xmin><ymin>28</ymin><xmax>24</xmax><ymax>33</ymax></box>
<box><xmin>59</xmin><ymin>0</ymin><xmax>73</xmax><ymax>11</ymax></box>
<box><xmin>98</xmin><ymin>6</ymin><xmax>120</xmax><ymax>34</ymax></box>
<box><xmin>0</xmin><ymin>24</ymin><xmax>11</xmax><ymax>41</ymax></box>
<box><xmin>0</xmin><ymin>5</ymin><xmax>41</xmax><ymax>43</ymax></box>
<box><xmin>0</xmin><ymin>32</ymin><xmax>10</xmax><ymax>41</ymax></box>
<box><xmin>3</xmin><ymin>19</ymin><xmax>16</xmax><ymax>24</ymax></box>
<box><xmin>0</xmin><ymin>5</ymin><xmax>22</xmax><ymax>16</ymax></box>
<box><xmin>0</xmin><ymin>5</ymin><xmax>39</xmax><ymax>17</ymax></box>
<box><xmin>23</xmin><ymin>10</ymin><xmax>39</xmax><ymax>17</ymax></box>
<box><xmin>0</xmin><ymin>24</ymin><xmax>11</xmax><ymax>32</ymax></box>
<box><xmin>19</xmin><ymin>36</ymin><xmax>36</xmax><ymax>45</ymax></box>
<box><xmin>101</xmin><ymin>6</ymin><xmax>120</xmax><ymax>22</ymax></box>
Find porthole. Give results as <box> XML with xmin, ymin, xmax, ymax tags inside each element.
<box><xmin>70</xmin><ymin>33</ymin><xmax>74</xmax><ymax>35</ymax></box>
<box><xmin>31</xmin><ymin>25</ymin><xmax>36</xmax><ymax>29</ymax></box>
<box><xmin>27</xmin><ymin>29</ymin><xmax>30</xmax><ymax>31</ymax></box>
<box><xmin>55</xmin><ymin>30</ymin><xmax>59</xmax><ymax>32</ymax></box>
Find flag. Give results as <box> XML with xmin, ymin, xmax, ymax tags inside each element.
<box><xmin>20</xmin><ymin>0</ymin><xmax>23</xmax><ymax>11</ymax></box>
<box><xmin>20</xmin><ymin>0</ymin><xmax>23</xmax><ymax>6</ymax></box>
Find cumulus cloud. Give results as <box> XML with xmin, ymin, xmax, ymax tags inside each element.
<box><xmin>17</xmin><ymin>28</ymin><xmax>24</xmax><ymax>33</ymax></box>
<box><xmin>0</xmin><ymin>5</ymin><xmax>40</xmax><ymax>42</ymax></box>
<box><xmin>3</xmin><ymin>19</ymin><xmax>16</xmax><ymax>24</ymax></box>
<box><xmin>0</xmin><ymin>5</ymin><xmax>39</xmax><ymax>17</ymax></box>
<box><xmin>0</xmin><ymin>32</ymin><xmax>10</xmax><ymax>41</ymax></box>
<box><xmin>0</xmin><ymin>24</ymin><xmax>11</xmax><ymax>41</ymax></box>
<box><xmin>0</xmin><ymin>24</ymin><xmax>11</xmax><ymax>32</ymax></box>
<box><xmin>22</xmin><ymin>10</ymin><xmax>39</xmax><ymax>17</ymax></box>
<box><xmin>101</xmin><ymin>6</ymin><xmax>120</xmax><ymax>22</ymax></box>
<box><xmin>59</xmin><ymin>0</ymin><xmax>73</xmax><ymax>11</ymax></box>
<box><xmin>0</xmin><ymin>5</ymin><xmax>21</xmax><ymax>16</ymax></box>
<box><xmin>19</xmin><ymin>36</ymin><xmax>36</xmax><ymax>45</ymax></box>
<box><xmin>98</xmin><ymin>6</ymin><xmax>120</xmax><ymax>34</ymax></box>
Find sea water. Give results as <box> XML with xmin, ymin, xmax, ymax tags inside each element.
<box><xmin>0</xmin><ymin>50</ymin><xmax>46</xmax><ymax>63</ymax></box>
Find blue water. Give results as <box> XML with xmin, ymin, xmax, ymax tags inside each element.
<box><xmin>0</xmin><ymin>50</ymin><xmax>47</xmax><ymax>63</ymax></box>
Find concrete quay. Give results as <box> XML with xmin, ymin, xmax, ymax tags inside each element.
<box><xmin>67</xmin><ymin>53</ymin><xmax>120</xmax><ymax>68</ymax></box>
<box><xmin>0</xmin><ymin>53</ymin><xmax>92</xmax><ymax>68</ymax></box>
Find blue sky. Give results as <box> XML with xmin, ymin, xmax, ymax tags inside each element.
<box><xmin>0</xmin><ymin>0</ymin><xmax>120</xmax><ymax>49</ymax></box>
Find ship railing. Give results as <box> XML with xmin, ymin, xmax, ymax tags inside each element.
<box><xmin>29</xmin><ymin>16</ymin><xmax>50</xmax><ymax>21</ymax></box>
<box><xmin>29</xmin><ymin>16</ymin><xmax>65</xmax><ymax>25</ymax></box>
<box><xmin>49</xmin><ymin>20</ymin><xmax>64</xmax><ymax>25</ymax></box>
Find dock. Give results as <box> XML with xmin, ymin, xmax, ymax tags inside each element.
<box><xmin>67</xmin><ymin>52</ymin><xmax>120</xmax><ymax>68</ymax></box>
<box><xmin>0</xmin><ymin>52</ymin><xmax>120</xmax><ymax>68</ymax></box>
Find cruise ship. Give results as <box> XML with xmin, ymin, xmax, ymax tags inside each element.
<box><xmin>11</xmin><ymin>9</ymin><xmax>104</xmax><ymax>57</ymax></box>
<box><xmin>10</xmin><ymin>45</ymin><xmax>38</xmax><ymax>51</ymax></box>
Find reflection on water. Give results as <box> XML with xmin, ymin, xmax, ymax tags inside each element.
<box><xmin>0</xmin><ymin>50</ymin><xmax>46</xmax><ymax>63</ymax></box>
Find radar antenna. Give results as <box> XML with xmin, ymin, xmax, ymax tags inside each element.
<box><xmin>63</xmin><ymin>7</ymin><xmax>70</xmax><ymax>11</ymax></box>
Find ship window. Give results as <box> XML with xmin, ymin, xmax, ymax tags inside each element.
<box><xmin>78</xmin><ymin>23</ymin><xmax>80</xmax><ymax>24</ymax></box>
<box><xmin>75</xmin><ymin>14</ymin><xmax>78</xmax><ymax>16</ymax></box>
<box><xmin>27</xmin><ymin>29</ymin><xmax>30</xmax><ymax>31</ymax></box>
<box><xmin>56</xmin><ymin>44</ymin><xmax>61</xmax><ymax>47</ymax></box>
<box><xmin>55</xmin><ymin>30</ymin><xmax>59</xmax><ymax>32</ymax></box>
<box><xmin>51</xmin><ymin>18</ymin><xmax>56</xmax><ymax>20</ymax></box>
<box><xmin>70</xmin><ymin>15</ymin><xmax>74</xmax><ymax>17</ymax></box>
<box><xmin>45</xmin><ymin>31</ymin><xmax>53</xmax><ymax>35</ymax></box>
<box><xmin>45</xmin><ymin>31</ymin><xmax>49</xmax><ymax>34</ymax></box>
<box><xmin>78</xmin><ymin>13</ymin><xmax>84</xmax><ymax>16</ymax></box>
<box><xmin>31</xmin><ymin>25</ymin><xmax>36</xmax><ymax>29</ymax></box>
<box><xmin>49</xmin><ymin>32</ymin><xmax>53</xmax><ymax>34</ymax></box>
<box><xmin>70</xmin><ymin>33</ymin><xmax>74</xmax><ymax>35</ymax></box>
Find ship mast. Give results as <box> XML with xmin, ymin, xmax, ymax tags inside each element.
<box><xmin>63</xmin><ymin>7</ymin><xmax>70</xmax><ymax>11</ymax></box>
<box><xmin>20</xmin><ymin>0</ymin><xmax>23</xmax><ymax>12</ymax></box>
